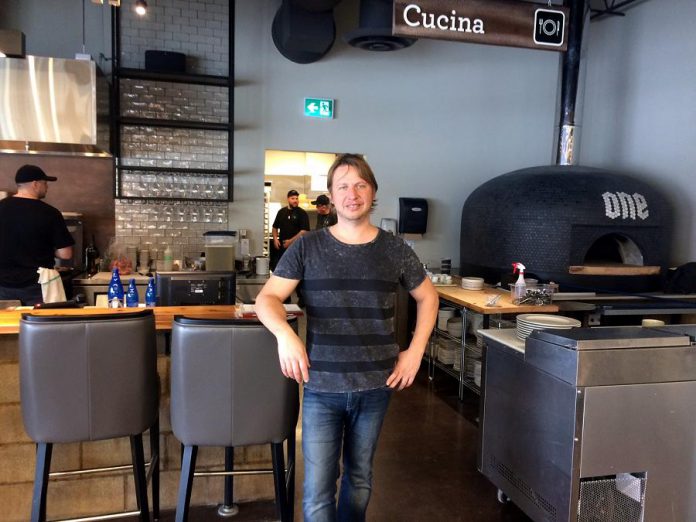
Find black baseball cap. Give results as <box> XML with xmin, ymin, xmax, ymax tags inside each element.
<box><xmin>287</xmin><ymin>189</ymin><xmax>300</xmax><ymax>197</ymax></box>
<box><xmin>311</xmin><ymin>194</ymin><xmax>330</xmax><ymax>206</ymax></box>
<box><xmin>15</xmin><ymin>165</ymin><xmax>57</xmax><ymax>183</ymax></box>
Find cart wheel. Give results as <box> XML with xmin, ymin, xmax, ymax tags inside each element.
<box><xmin>497</xmin><ymin>489</ymin><xmax>510</xmax><ymax>504</ymax></box>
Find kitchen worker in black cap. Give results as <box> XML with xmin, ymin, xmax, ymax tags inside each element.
<box><xmin>311</xmin><ymin>194</ymin><xmax>337</xmax><ymax>230</ymax></box>
<box><xmin>271</xmin><ymin>189</ymin><xmax>310</xmax><ymax>270</ymax></box>
<box><xmin>0</xmin><ymin>165</ymin><xmax>74</xmax><ymax>305</ymax></box>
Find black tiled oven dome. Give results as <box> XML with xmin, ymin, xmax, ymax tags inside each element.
<box><xmin>460</xmin><ymin>165</ymin><xmax>673</xmax><ymax>292</ymax></box>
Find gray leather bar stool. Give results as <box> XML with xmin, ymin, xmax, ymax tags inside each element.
<box><xmin>170</xmin><ymin>317</ymin><xmax>299</xmax><ymax>522</ymax></box>
<box><xmin>19</xmin><ymin>310</ymin><xmax>160</xmax><ymax>522</ymax></box>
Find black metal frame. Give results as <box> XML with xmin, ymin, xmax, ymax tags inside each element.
<box><xmin>30</xmin><ymin>419</ymin><xmax>160</xmax><ymax>522</ymax></box>
<box><xmin>590</xmin><ymin>0</ymin><xmax>650</xmax><ymax>20</ymax></box>
<box><xmin>110</xmin><ymin>1</ymin><xmax>235</xmax><ymax>202</ymax></box>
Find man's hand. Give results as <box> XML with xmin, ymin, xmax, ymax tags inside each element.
<box><xmin>386</xmin><ymin>348</ymin><xmax>422</xmax><ymax>390</ymax></box>
<box><xmin>277</xmin><ymin>331</ymin><xmax>310</xmax><ymax>383</ymax></box>
<box><xmin>273</xmin><ymin>238</ymin><xmax>281</xmax><ymax>250</ymax></box>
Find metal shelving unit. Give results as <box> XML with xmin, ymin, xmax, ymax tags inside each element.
<box><xmin>110</xmin><ymin>4</ymin><xmax>235</xmax><ymax>202</ymax></box>
<box><xmin>426</xmin><ymin>300</ymin><xmax>482</xmax><ymax>400</ymax></box>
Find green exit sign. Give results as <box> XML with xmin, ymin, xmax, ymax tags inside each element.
<box><xmin>304</xmin><ymin>97</ymin><xmax>334</xmax><ymax>119</ymax></box>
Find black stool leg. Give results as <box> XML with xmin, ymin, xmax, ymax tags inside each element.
<box><xmin>175</xmin><ymin>445</ymin><xmax>198</xmax><ymax>522</ymax></box>
<box><xmin>271</xmin><ymin>442</ymin><xmax>289</xmax><ymax>522</ymax></box>
<box><xmin>286</xmin><ymin>434</ymin><xmax>296</xmax><ymax>522</ymax></box>
<box><xmin>149</xmin><ymin>418</ymin><xmax>160</xmax><ymax>520</ymax></box>
<box><xmin>31</xmin><ymin>442</ymin><xmax>52</xmax><ymax>522</ymax></box>
<box><xmin>218</xmin><ymin>446</ymin><xmax>239</xmax><ymax>516</ymax></box>
<box><xmin>131</xmin><ymin>434</ymin><xmax>151</xmax><ymax>521</ymax></box>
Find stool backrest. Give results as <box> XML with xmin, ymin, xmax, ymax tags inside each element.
<box><xmin>19</xmin><ymin>310</ymin><xmax>158</xmax><ymax>443</ymax></box>
<box><xmin>170</xmin><ymin>317</ymin><xmax>299</xmax><ymax>447</ymax></box>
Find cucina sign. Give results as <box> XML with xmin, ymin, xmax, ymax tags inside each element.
<box><xmin>393</xmin><ymin>0</ymin><xmax>568</xmax><ymax>52</ymax></box>
<box><xmin>402</xmin><ymin>4</ymin><xmax>485</xmax><ymax>35</ymax></box>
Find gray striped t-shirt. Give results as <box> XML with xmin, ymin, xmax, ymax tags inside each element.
<box><xmin>273</xmin><ymin>227</ymin><xmax>426</xmax><ymax>392</ymax></box>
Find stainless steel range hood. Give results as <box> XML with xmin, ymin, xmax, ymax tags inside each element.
<box><xmin>0</xmin><ymin>55</ymin><xmax>111</xmax><ymax>157</ymax></box>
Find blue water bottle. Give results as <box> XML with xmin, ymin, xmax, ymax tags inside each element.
<box><xmin>126</xmin><ymin>278</ymin><xmax>139</xmax><ymax>307</ymax></box>
<box><xmin>107</xmin><ymin>268</ymin><xmax>124</xmax><ymax>308</ymax></box>
<box><xmin>145</xmin><ymin>277</ymin><xmax>157</xmax><ymax>307</ymax></box>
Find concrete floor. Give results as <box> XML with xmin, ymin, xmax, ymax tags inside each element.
<box><xmin>152</xmin><ymin>366</ymin><xmax>532</xmax><ymax>521</ymax></box>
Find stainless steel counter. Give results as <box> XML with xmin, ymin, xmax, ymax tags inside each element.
<box><xmin>479</xmin><ymin>326</ymin><xmax>696</xmax><ymax>521</ymax></box>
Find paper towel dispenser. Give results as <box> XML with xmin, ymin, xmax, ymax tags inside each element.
<box><xmin>398</xmin><ymin>197</ymin><xmax>428</xmax><ymax>234</ymax></box>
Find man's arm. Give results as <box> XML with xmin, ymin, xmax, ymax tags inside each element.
<box><xmin>256</xmin><ymin>275</ymin><xmax>310</xmax><ymax>383</ymax></box>
<box><xmin>386</xmin><ymin>277</ymin><xmax>438</xmax><ymax>390</ymax></box>
<box><xmin>55</xmin><ymin>246</ymin><xmax>73</xmax><ymax>260</ymax></box>
<box><xmin>282</xmin><ymin>230</ymin><xmax>306</xmax><ymax>248</ymax></box>
<box><xmin>272</xmin><ymin>227</ymin><xmax>281</xmax><ymax>250</ymax></box>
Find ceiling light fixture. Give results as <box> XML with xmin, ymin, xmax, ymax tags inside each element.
<box><xmin>134</xmin><ymin>0</ymin><xmax>147</xmax><ymax>16</ymax></box>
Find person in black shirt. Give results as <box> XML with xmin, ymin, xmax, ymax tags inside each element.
<box><xmin>0</xmin><ymin>165</ymin><xmax>74</xmax><ymax>305</ymax></box>
<box><xmin>311</xmin><ymin>194</ymin><xmax>337</xmax><ymax>229</ymax></box>
<box><xmin>271</xmin><ymin>189</ymin><xmax>310</xmax><ymax>269</ymax></box>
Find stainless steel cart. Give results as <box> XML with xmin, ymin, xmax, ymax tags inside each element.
<box><xmin>479</xmin><ymin>326</ymin><xmax>696</xmax><ymax>522</ymax></box>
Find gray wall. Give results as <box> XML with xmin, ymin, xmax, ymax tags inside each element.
<box><xmin>0</xmin><ymin>0</ymin><xmax>111</xmax><ymax>67</ymax></box>
<box><xmin>236</xmin><ymin>0</ymin><xmax>560</xmax><ymax>268</ymax></box>
<box><xmin>3</xmin><ymin>0</ymin><xmax>695</xmax><ymax>267</ymax></box>
<box><xmin>581</xmin><ymin>0</ymin><xmax>696</xmax><ymax>264</ymax></box>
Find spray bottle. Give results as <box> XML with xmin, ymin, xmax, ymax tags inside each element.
<box><xmin>511</xmin><ymin>262</ymin><xmax>527</xmax><ymax>303</ymax></box>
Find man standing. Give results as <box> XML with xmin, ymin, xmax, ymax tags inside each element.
<box><xmin>311</xmin><ymin>194</ymin><xmax>337</xmax><ymax>230</ymax></box>
<box><xmin>256</xmin><ymin>154</ymin><xmax>438</xmax><ymax>521</ymax></box>
<box><xmin>0</xmin><ymin>165</ymin><xmax>74</xmax><ymax>305</ymax></box>
<box><xmin>271</xmin><ymin>189</ymin><xmax>310</xmax><ymax>270</ymax></box>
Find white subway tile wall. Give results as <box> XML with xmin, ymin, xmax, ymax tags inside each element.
<box><xmin>120</xmin><ymin>126</ymin><xmax>228</xmax><ymax>170</ymax></box>
<box><xmin>121</xmin><ymin>80</ymin><xmax>229</xmax><ymax>122</ymax></box>
<box><xmin>114</xmin><ymin>0</ymin><xmax>231</xmax><ymax>258</ymax></box>
<box><xmin>115</xmin><ymin>199</ymin><xmax>229</xmax><ymax>262</ymax></box>
<box><xmin>119</xmin><ymin>0</ymin><xmax>230</xmax><ymax>76</ymax></box>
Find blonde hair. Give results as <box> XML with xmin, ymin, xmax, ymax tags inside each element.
<box><xmin>327</xmin><ymin>154</ymin><xmax>378</xmax><ymax>193</ymax></box>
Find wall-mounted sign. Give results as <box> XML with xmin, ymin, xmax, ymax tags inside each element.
<box><xmin>304</xmin><ymin>98</ymin><xmax>334</xmax><ymax>119</ymax></box>
<box><xmin>393</xmin><ymin>0</ymin><xmax>568</xmax><ymax>52</ymax></box>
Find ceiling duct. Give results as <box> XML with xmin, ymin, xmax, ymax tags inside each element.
<box><xmin>344</xmin><ymin>0</ymin><xmax>416</xmax><ymax>52</ymax></box>
<box><xmin>272</xmin><ymin>0</ymin><xmax>336</xmax><ymax>64</ymax></box>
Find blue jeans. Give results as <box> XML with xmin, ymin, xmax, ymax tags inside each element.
<box><xmin>302</xmin><ymin>387</ymin><xmax>393</xmax><ymax>522</ymax></box>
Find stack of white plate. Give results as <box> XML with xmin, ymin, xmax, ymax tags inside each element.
<box><xmin>437</xmin><ymin>307</ymin><xmax>456</xmax><ymax>330</ymax></box>
<box><xmin>446</xmin><ymin>317</ymin><xmax>463</xmax><ymax>338</ymax></box>
<box><xmin>438</xmin><ymin>338</ymin><xmax>460</xmax><ymax>366</ymax></box>
<box><xmin>516</xmin><ymin>314</ymin><xmax>581</xmax><ymax>340</ymax></box>
<box><xmin>461</xmin><ymin>277</ymin><xmax>484</xmax><ymax>290</ymax></box>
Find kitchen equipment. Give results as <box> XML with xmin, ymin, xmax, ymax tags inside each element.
<box><xmin>204</xmin><ymin>231</ymin><xmax>236</xmax><ymax>272</ymax></box>
<box><xmin>58</xmin><ymin>212</ymin><xmax>83</xmax><ymax>269</ymax></box>
<box><xmin>255</xmin><ymin>256</ymin><xmax>270</xmax><ymax>275</ymax></box>
<box><xmin>156</xmin><ymin>271</ymin><xmax>235</xmax><ymax>306</ymax></box>
<box><xmin>479</xmin><ymin>326</ymin><xmax>696</xmax><ymax>521</ymax></box>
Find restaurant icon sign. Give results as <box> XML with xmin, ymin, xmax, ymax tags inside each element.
<box><xmin>534</xmin><ymin>9</ymin><xmax>565</xmax><ymax>47</ymax></box>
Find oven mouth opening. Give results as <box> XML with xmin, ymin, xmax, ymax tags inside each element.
<box><xmin>583</xmin><ymin>234</ymin><xmax>644</xmax><ymax>267</ymax></box>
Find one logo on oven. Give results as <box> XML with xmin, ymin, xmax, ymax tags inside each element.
<box><xmin>602</xmin><ymin>192</ymin><xmax>649</xmax><ymax>220</ymax></box>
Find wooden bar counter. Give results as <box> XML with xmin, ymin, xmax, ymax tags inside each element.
<box><xmin>0</xmin><ymin>305</ymin><xmax>279</xmax><ymax>521</ymax></box>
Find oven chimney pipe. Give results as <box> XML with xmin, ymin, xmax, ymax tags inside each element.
<box><xmin>555</xmin><ymin>0</ymin><xmax>590</xmax><ymax>166</ymax></box>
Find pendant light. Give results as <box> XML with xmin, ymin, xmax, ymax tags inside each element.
<box><xmin>134</xmin><ymin>0</ymin><xmax>148</xmax><ymax>16</ymax></box>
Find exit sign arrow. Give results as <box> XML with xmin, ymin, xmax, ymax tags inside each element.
<box><xmin>304</xmin><ymin>97</ymin><xmax>334</xmax><ymax>119</ymax></box>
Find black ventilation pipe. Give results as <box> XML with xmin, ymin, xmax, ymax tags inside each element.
<box><xmin>555</xmin><ymin>0</ymin><xmax>590</xmax><ymax>166</ymax></box>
